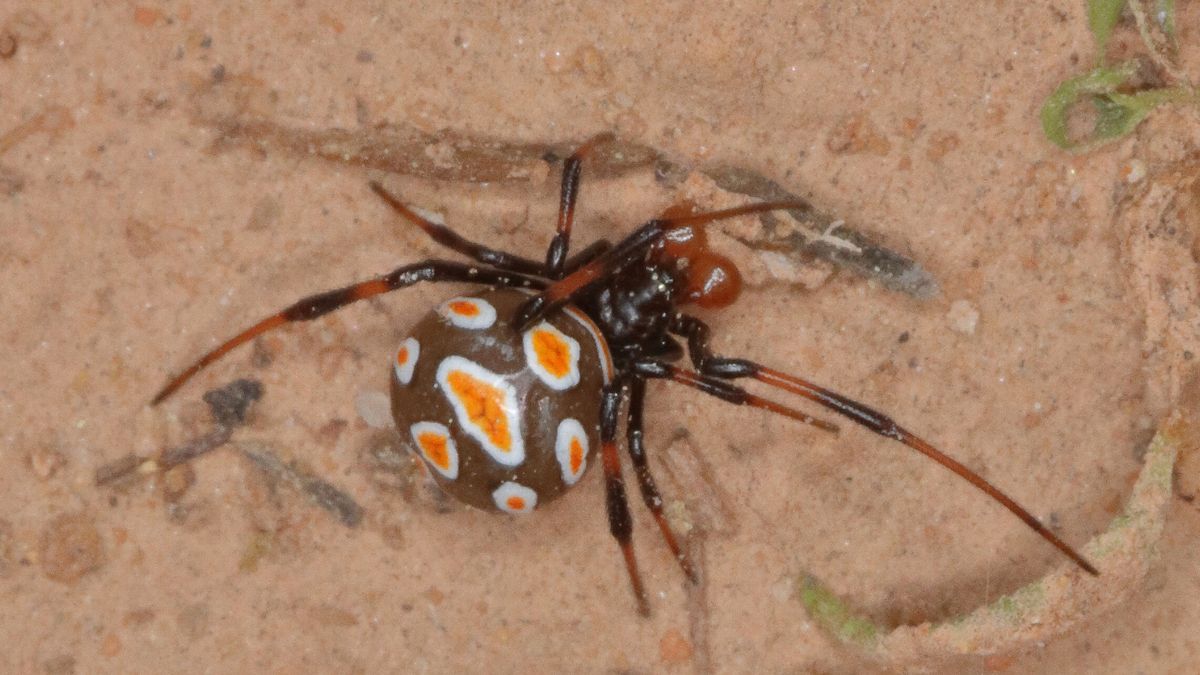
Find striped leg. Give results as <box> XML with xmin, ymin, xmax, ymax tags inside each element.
<box><xmin>599</xmin><ymin>377</ymin><xmax>650</xmax><ymax>616</ymax></box>
<box><xmin>626</xmin><ymin>376</ymin><xmax>699</xmax><ymax>583</ymax></box>
<box><xmin>544</xmin><ymin>133</ymin><xmax>614</xmax><ymax>279</ymax></box>
<box><xmin>668</xmin><ymin>313</ymin><xmax>1099</xmax><ymax>576</ymax></box>
<box><xmin>152</xmin><ymin>261</ymin><xmax>543</xmax><ymax>404</ymax></box>
<box><xmin>369</xmin><ymin>181</ymin><xmax>544</xmax><ymax>275</ymax></box>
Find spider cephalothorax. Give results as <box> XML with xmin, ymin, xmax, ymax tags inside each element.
<box><xmin>151</xmin><ymin>134</ymin><xmax>1097</xmax><ymax>616</ymax></box>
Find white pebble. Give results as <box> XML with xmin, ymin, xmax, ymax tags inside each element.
<box><xmin>355</xmin><ymin>390</ymin><xmax>394</xmax><ymax>429</ymax></box>
<box><xmin>947</xmin><ymin>299</ymin><xmax>979</xmax><ymax>335</ymax></box>
<box><xmin>1123</xmin><ymin>159</ymin><xmax>1146</xmax><ymax>184</ymax></box>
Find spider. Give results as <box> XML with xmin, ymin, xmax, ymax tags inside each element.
<box><xmin>151</xmin><ymin>134</ymin><xmax>1098</xmax><ymax>615</ymax></box>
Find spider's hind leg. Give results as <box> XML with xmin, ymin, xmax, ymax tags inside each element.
<box><xmin>152</xmin><ymin>260</ymin><xmax>544</xmax><ymax>404</ymax></box>
<box><xmin>369</xmin><ymin>181</ymin><xmax>544</xmax><ymax>276</ymax></box>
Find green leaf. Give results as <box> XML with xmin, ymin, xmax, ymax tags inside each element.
<box><xmin>1040</xmin><ymin>62</ymin><xmax>1138</xmax><ymax>149</ymax></box>
<box><xmin>1040</xmin><ymin>62</ymin><xmax>1195</xmax><ymax>150</ymax></box>
<box><xmin>1087</xmin><ymin>0</ymin><xmax>1126</xmax><ymax>59</ymax></box>
<box><xmin>1097</xmin><ymin>87</ymin><xmax>1193</xmax><ymax>140</ymax></box>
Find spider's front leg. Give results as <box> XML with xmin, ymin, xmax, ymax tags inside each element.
<box><xmin>668</xmin><ymin>314</ymin><xmax>1100</xmax><ymax>576</ymax></box>
<box><xmin>543</xmin><ymin>132</ymin><xmax>614</xmax><ymax>279</ymax></box>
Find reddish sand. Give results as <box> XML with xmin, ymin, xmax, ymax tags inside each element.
<box><xmin>2</xmin><ymin>3</ymin><xmax>1198</xmax><ymax>673</ymax></box>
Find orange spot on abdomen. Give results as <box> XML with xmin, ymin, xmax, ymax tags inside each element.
<box><xmin>533</xmin><ymin>329</ymin><xmax>571</xmax><ymax>378</ymax></box>
<box><xmin>446</xmin><ymin>370</ymin><xmax>512</xmax><ymax>452</ymax></box>
<box><xmin>448</xmin><ymin>300</ymin><xmax>480</xmax><ymax>316</ymax></box>
<box><xmin>506</xmin><ymin>496</ymin><xmax>526</xmax><ymax>510</ymax></box>
<box><xmin>417</xmin><ymin>432</ymin><xmax>451</xmax><ymax>470</ymax></box>
<box><xmin>569</xmin><ymin>438</ymin><xmax>584</xmax><ymax>474</ymax></box>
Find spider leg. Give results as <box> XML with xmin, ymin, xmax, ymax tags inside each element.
<box><xmin>369</xmin><ymin>181</ymin><xmax>545</xmax><ymax>276</ymax></box>
<box><xmin>626</xmin><ymin>376</ymin><xmax>699</xmax><ymax>583</ymax></box>
<box><xmin>669</xmin><ymin>314</ymin><xmax>1100</xmax><ymax>576</ymax></box>
<box><xmin>151</xmin><ymin>261</ymin><xmax>544</xmax><ymax>405</ymax></box>
<box><xmin>544</xmin><ymin>133</ymin><xmax>614</xmax><ymax>279</ymax></box>
<box><xmin>600</xmin><ymin>376</ymin><xmax>650</xmax><ymax>616</ymax></box>
<box><xmin>560</xmin><ymin>239</ymin><xmax>612</xmax><ymax>275</ymax></box>
<box><xmin>514</xmin><ymin>200</ymin><xmax>812</xmax><ymax>330</ymax></box>
<box><xmin>630</xmin><ymin>361</ymin><xmax>840</xmax><ymax>434</ymax></box>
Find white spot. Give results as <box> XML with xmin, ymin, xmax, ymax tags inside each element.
<box><xmin>438</xmin><ymin>296</ymin><xmax>497</xmax><ymax>330</ymax></box>
<box><xmin>554</xmin><ymin>418</ymin><xmax>589</xmax><ymax>485</ymax></box>
<box><xmin>393</xmin><ymin>337</ymin><xmax>420</xmax><ymax>385</ymax></box>
<box><xmin>492</xmin><ymin>481</ymin><xmax>537</xmax><ymax>514</ymax></box>
<box><xmin>561</xmin><ymin>305</ymin><xmax>614</xmax><ymax>383</ymax></box>
<box><xmin>436</xmin><ymin>356</ymin><xmax>525</xmax><ymax>466</ymax></box>
<box><xmin>410</xmin><ymin>421</ymin><xmax>459</xmax><ymax>479</ymax></box>
<box><xmin>522</xmin><ymin>321</ymin><xmax>581</xmax><ymax>390</ymax></box>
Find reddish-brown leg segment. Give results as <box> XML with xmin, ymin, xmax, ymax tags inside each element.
<box><xmin>599</xmin><ymin>377</ymin><xmax>650</xmax><ymax>616</ymax></box>
<box><xmin>370</xmin><ymin>181</ymin><xmax>544</xmax><ymax>275</ymax></box>
<box><xmin>151</xmin><ymin>261</ymin><xmax>544</xmax><ymax>404</ymax></box>
<box><xmin>626</xmin><ymin>376</ymin><xmax>699</xmax><ymax>583</ymax></box>
<box><xmin>631</xmin><ymin>361</ymin><xmax>841</xmax><ymax>434</ymax></box>
<box><xmin>669</xmin><ymin>314</ymin><xmax>1100</xmax><ymax>576</ymax></box>
<box><xmin>544</xmin><ymin>133</ymin><xmax>614</xmax><ymax>279</ymax></box>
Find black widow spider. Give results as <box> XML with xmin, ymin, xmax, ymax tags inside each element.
<box><xmin>151</xmin><ymin>134</ymin><xmax>1098</xmax><ymax>615</ymax></box>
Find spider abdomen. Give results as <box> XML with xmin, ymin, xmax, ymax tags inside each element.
<box><xmin>390</xmin><ymin>288</ymin><xmax>614</xmax><ymax>513</ymax></box>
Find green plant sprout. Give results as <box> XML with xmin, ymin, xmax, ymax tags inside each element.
<box><xmin>1042</xmin><ymin>0</ymin><xmax>1195</xmax><ymax>150</ymax></box>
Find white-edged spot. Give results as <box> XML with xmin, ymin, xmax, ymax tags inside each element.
<box><xmin>562</xmin><ymin>305</ymin><xmax>614</xmax><ymax>384</ymax></box>
<box><xmin>393</xmin><ymin>337</ymin><xmax>420</xmax><ymax>385</ymax></box>
<box><xmin>523</xmin><ymin>321</ymin><xmax>581</xmax><ymax>390</ymax></box>
<box><xmin>554</xmin><ymin>418</ymin><xmax>589</xmax><ymax>485</ymax></box>
<box><xmin>438</xmin><ymin>296</ymin><xmax>496</xmax><ymax>330</ymax></box>
<box><xmin>435</xmin><ymin>356</ymin><xmax>525</xmax><ymax>466</ymax></box>
<box><xmin>409</xmin><ymin>421</ymin><xmax>459</xmax><ymax>479</ymax></box>
<box><xmin>492</xmin><ymin>481</ymin><xmax>538</xmax><ymax>514</ymax></box>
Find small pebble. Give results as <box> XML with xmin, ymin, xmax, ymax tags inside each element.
<box><xmin>769</xmin><ymin>576</ymin><xmax>794</xmax><ymax>602</ymax></box>
<box><xmin>132</xmin><ymin>6</ymin><xmax>161</xmax><ymax>27</ymax></box>
<box><xmin>28</xmin><ymin>446</ymin><xmax>66</xmax><ymax>480</ymax></box>
<box><xmin>161</xmin><ymin>464</ymin><xmax>195</xmax><ymax>502</ymax></box>
<box><xmin>659</xmin><ymin>628</ymin><xmax>694</xmax><ymax>665</ymax></box>
<box><xmin>0</xmin><ymin>32</ymin><xmax>16</xmax><ymax>59</ymax></box>
<box><xmin>827</xmin><ymin>112</ymin><xmax>891</xmax><ymax>156</ymax></box>
<box><xmin>100</xmin><ymin>632</ymin><xmax>122</xmax><ymax>658</ymax></box>
<box><xmin>947</xmin><ymin>299</ymin><xmax>979</xmax><ymax>335</ymax></box>
<box><xmin>1121</xmin><ymin>158</ymin><xmax>1146</xmax><ymax>184</ymax></box>
<box><xmin>356</xmin><ymin>390</ymin><xmax>394</xmax><ymax>429</ymax></box>
<box><xmin>925</xmin><ymin>130</ymin><xmax>961</xmax><ymax>162</ymax></box>
<box><xmin>757</xmin><ymin>250</ymin><xmax>804</xmax><ymax>283</ymax></box>
<box><xmin>39</xmin><ymin>514</ymin><xmax>105</xmax><ymax>584</ymax></box>
<box><xmin>203</xmin><ymin>379</ymin><xmax>263</xmax><ymax>427</ymax></box>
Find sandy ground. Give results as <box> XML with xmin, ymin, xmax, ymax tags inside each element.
<box><xmin>2</xmin><ymin>2</ymin><xmax>1199</xmax><ymax>673</ymax></box>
